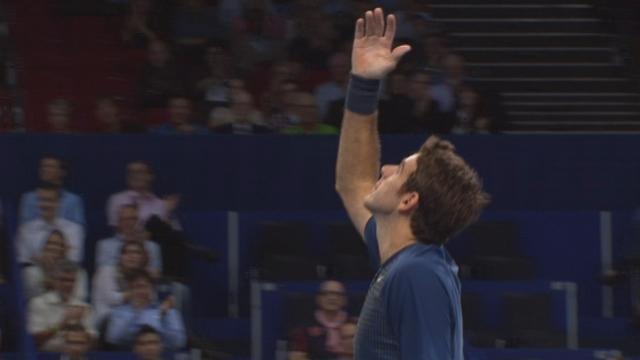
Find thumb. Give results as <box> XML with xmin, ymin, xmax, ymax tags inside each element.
<box><xmin>391</xmin><ymin>45</ymin><xmax>412</xmax><ymax>63</ymax></box>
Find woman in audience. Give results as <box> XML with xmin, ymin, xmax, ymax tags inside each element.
<box><xmin>22</xmin><ymin>230</ymin><xmax>87</xmax><ymax>301</ymax></box>
<box><xmin>92</xmin><ymin>241</ymin><xmax>150</xmax><ymax>325</ymax></box>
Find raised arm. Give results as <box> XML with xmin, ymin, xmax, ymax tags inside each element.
<box><xmin>335</xmin><ymin>8</ymin><xmax>411</xmax><ymax>237</ymax></box>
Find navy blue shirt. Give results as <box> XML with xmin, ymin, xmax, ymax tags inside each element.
<box><xmin>354</xmin><ymin>218</ymin><xmax>464</xmax><ymax>360</ymax></box>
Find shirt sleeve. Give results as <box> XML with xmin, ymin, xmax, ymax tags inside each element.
<box><xmin>158</xmin><ymin>309</ymin><xmax>186</xmax><ymax>350</ymax></box>
<box><xmin>364</xmin><ymin>217</ymin><xmax>380</xmax><ymax>269</ymax></box>
<box><xmin>386</xmin><ymin>263</ymin><xmax>454</xmax><ymax>360</ymax></box>
<box><xmin>105</xmin><ymin>306</ymin><xmax>138</xmax><ymax>345</ymax></box>
<box><xmin>19</xmin><ymin>192</ymin><xmax>36</xmax><ymax>224</ymax></box>
<box><xmin>67</xmin><ymin>193</ymin><xmax>86</xmax><ymax>226</ymax></box>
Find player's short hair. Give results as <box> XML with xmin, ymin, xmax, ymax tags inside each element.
<box><xmin>402</xmin><ymin>136</ymin><xmax>490</xmax><ymax>245</ymax></box>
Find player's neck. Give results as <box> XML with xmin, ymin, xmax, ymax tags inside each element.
<box><xmin>374</xmin><ymin>215</ymin><xmax>417</xmax><ymax>264</ymax></box>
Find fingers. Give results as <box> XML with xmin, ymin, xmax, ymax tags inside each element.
<box><xmin>354</xmin><ymin>18</ymin><xmax>364</xmax><ymax>39</ymax></box>
<box><xmin>384</xmin><ymin>14</ymin><xmax>396</xmax><ymax>42</ymax></box>
<box><xmin>365</xmin><ymin>10</ymin><xmax>375</xmax><ymax>37</ymax></box>
<box><xmin>373</xmin><ymin>8</ymin><xmax>385</xmax><ymax>36</ymax></box>
<box><xmin>391</xmin><ymin>44</ymin><xmax>412</xmax><ymax>62</ymax></box>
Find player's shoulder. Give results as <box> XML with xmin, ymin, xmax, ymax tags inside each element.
<box><xmin>387</xmin><ymin>244</ymin><xmax>455</xmax><ymax>282</ymax></box>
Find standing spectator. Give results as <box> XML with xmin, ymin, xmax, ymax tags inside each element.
<box><xmin>93</xmin><ymin>241</ymin><xmax>151</xmax><ymax>325</ymax></box>
<box><xmin>60</xmin><ymin>324</ymin><xmax>92</xmax><ymax>360</ymax></box>
<box><xmin>46</xmin><ymin>98</ymin><xmax>75</xmax><ymax>134</ymax></box>
<box><xmin>281</xmin><ymin>92</ymin><xmax>338</xmax><ymax>135</ymax></box>
<box><xmin>16</xmin><ymin>184</ymin><xmax>85</xmax><ymax>264</ymax></box>
<box><xmin>27</xmin><ymin>260</ymin><xmax>95</xmax><ymax>352</ymax></box>
<box><xmin>96</xmin><ymin>204</ymin><xmax>162</xmax><ymax>274</ymax></box>
<box><xmin>209</xmin><ymin>90</ymin><xmax>270</xmax><ymax>134</ymax></box>
<box><xmin>133</xmin><ymin>326</ymin><xmax>165</xmax><ymax>360</ymax></box>
<box><xmin>20</xmin><ymin>156</ymin><xmax>85</xmax><ymax>225</ymax></box>
<box><xmin>23</xmin><ymin>230</ymin><xmax>88</xmax><ymax>301</ymax></box>
<box><xmin>106</xmin><ymin>161</ymin><xmax>180</xmax><ymax>228</ymax></box>
<box><xmin>315</xmin><ymin>52</ymin><xmax>349</xmax><ymax>120</ymax></box>
<box><xmin>121</xmin><ymin>0</ymin><xmax>169</xmax><ymax>49</ymax></box>
<box><xmin>151</xmin><ymin>95</ymin><xmax>207</xmax><ymax>135</ymax></box>
<box><xmin>105</xmin><ymin>270</ymin><xmax>186</xmax><ymax>350</ymax></box>
<box><xmin>289</xmin><ymin>280</ymin><xmax>352</xmax><ymax>360</ymax></box>
<box><xmin>138</xmin><ymin>40</ymin><xmax>185</xmax><ymax>108</ymax></box>
<box><xmin>407</xmin><ymin>70</ymin><xmax>454</xmax><ymax>134</ymax></box>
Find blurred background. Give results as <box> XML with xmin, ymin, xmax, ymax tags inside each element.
<box><xmin>1</xmin><ymin>0</ymin><xmax>640</xmax><ymax>359</ymax></box>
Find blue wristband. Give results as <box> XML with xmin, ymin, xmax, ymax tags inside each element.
<box><xmin>345</xmin><ymin>74</ymin><xmax>381</xmax><ymax>115</ymax></box>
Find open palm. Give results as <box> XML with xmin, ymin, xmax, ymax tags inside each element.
<box><xmin>352</xmin><ymin>8</ymin><xmax>411</xmax><ymax>80</ymax></box>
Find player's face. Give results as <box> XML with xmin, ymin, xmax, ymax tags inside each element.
<box><xmin>364</xmin><ymin>154</ymin><xmax>419</xmax><ymax>215</ymax></box>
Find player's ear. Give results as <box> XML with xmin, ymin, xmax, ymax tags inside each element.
<box><xmin>398</xmin><ymin>191</ymin><xmax>419</xmax><ymax>213</ymax></box>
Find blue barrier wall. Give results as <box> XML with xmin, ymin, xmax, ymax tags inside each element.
<box><xmin>0</xmin><ymin>134</ymin><xmax>639</xmax><ymax>212</ymax></box>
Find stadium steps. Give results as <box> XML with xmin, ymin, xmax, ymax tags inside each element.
<box><xmin>429</xmin><ymin>1</ymin><xmax>640</xmax><ymax>132</ymax></box>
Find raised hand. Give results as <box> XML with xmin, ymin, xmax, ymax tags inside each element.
<box><xmin>351</xmin><ymin>8</ymin><xmax>411</xmax><ymax>80</ymax></box>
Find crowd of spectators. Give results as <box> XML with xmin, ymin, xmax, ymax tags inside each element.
<box><xmin>30</xmin><ymin>0</ymin><xmax>500</xmax><ymax>135</ymax></box>
<box><xmin>14</xmin><ymin>155</ymin><xmax>188</xmax><ymax>356</ymax></box>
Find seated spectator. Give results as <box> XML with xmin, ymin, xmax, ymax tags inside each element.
<box><xmin>172</xmin><ymin>0</ymin><xmax>222</xmax><ymax>48</ymax></box>
<box><xmin>96</xmin><ymin>204</ymin><xmax>162</xmax><ymax>274</ymax></box>
<box><xmin>451</xmin><ymin>86</ymin><xmax>494</xmax><ymax>134</ymax></box>
<box><xmin>16</xmin><ymin>184</ymin><xmax>85</xmax><ymax>264</ymax></box>
<box><xmin>46</xmin><ymin>98</ymin><xmax>75</xmax><ymax>134</ymax></box>
<box><xmin>192</xmin><ymin>43</ymin><xmax>233</xmax><ymax>110</ymax></box>
<box><xmin>394</xmin><ymin>0</ymin><xmax>434</xmax><ymax>41</ymax></box>
<box><xmin>93</xmin><ymin>241</ymin><xmax>151</xmax><ymax>325</ymax></box>
<box><xmin>23</xmin><ymin>230</ymin><xmax>88</xmax><ymax>301</ymax></box>
<box><xmin>231</xmin><ymin>0</ymin><xmax>287</xmax><ymax>72</ymax></box>
<box><xmin>209</xmin><ymin>90</ymin><xmax>270</xmax><ymax>134</ymax></box>
<box><xmin>151</xmin><ymin>95</ymin><xmax>207</xmax><ymax>135</ymax></box>
<box><xmin>105</xmin><ymin>270</ymin><xmax>186</xmax><ymax>350</ymax></box>
<box><xmin>378</xmin><ymin>71</ymin><xmax>414</xmax><ymax>133</ymax></box>
<box><xmin>121</xmin><ymin>0</ymin><xmax>169</xmax><ymax>49</ymax></box>
<box><xmin>287</xmin><ymin>9</ymin><xmax>339</xmax><ymax>71</ymax></box>
<box><xmin>19</xmin><ymin>155</ymin><xmax>85</xmax><ymax>225</ymax></box>
<box><xmin>254</xmin><ymin>60</ymin><xmax>301</xmax><ymax>117</ymax></box>
<box><xmin>289</xmin><ymin>280</ymin><xmax>352</xmax><ymax>360</ymax></box>
<box><xmin>407</xmin><ymin>70</ymin><xmax>455</xmax><ymax>134</ymax></box>
<box><xmin>94</xmin><ymin>97</ymin><xmax>144</xmax><ymax>134</ymax></box>
<box><xmin>431</xmin><ymin>53</ymin><xmax>471</xmax><ymax>113</ymax></box>
<box><xmin>61</xmin><ymin>324</ymin><xmax>92</xmax><ymax>360</ymax></box>
<box><xmin>106</xmin><ymin>161</ymin><xmax>180</xmax><ymax>228</ymax></box>
<box><xmin>315</xmin><ymin>52</ymin><xmax>349</xmax><ymax>121</ymax></box>
<box><xmin>281</xmin><ymin>92</ymin><xmax>338</xmax><ymax>135</ymax></box>
<box><xmin>27</xmin><ymin>260</ymin><xmax>95</xmax><ymax>352</ymax></box>
<box><xmin>338</xmin><ymin>320</ymin><xmax>357</xmax><ymax>360</ymax></box>
<box><xmin>417</xmin><ymin>34</ymin><xmax>450</xmax><ymax>75</ymax></box>
<box><xmin>138</xmin><ymin>40</ymin><xmax>186</xmax><ymax>108</ymax></box>
<box><xmin>263</xmin><ymin>79</ymin><xmax>300</xmax><ymax>131</ymax></box>
<box><xmin>133</xmin><ymin>325</ymin><xmax>165</xmax><ymax>360</ymax></box>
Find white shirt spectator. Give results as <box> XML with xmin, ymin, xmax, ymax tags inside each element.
<box><xmin>16</xmin><ymin>218</ymin><xmax>84</xmax><ymax>264</ymax></box>
<box><xmin>91</xmin><ymin>265</ymin><xmax>126</xmax><ymax>325</ymax></box>
<box><xmin>23</xmin><ymin>266</ymin><xmax>88</xmax><ymax>301</ymax></box>
<box><xmin>106</xmin><ymin>190</ymin><xmax>168</xmax><ymax>227</ymax></box>
<box><xmin>315</xmin><ymin>82</ymin><xmax>345</xmax><ymax>121</ymax></box>
<box><xmin>27</xmin><ymin>292</ymin><xmax>96</xmax><ymax>352</ymax></box>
